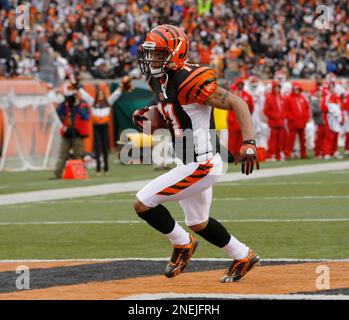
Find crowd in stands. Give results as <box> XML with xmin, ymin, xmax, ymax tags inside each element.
<box><xmin>0</xmin><ymin>0</ymin><xmax>348</xmax><ymax>84</ymax></box>
<box><xmin>1</xmin><ymin>0</ymin><xmax>349</xmax><ymax>162</ymax></box>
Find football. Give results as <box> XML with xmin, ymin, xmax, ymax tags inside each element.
<box><xmin>133</xmin><ymin>105</ymin><xmax>167</xmax><ymax>135</ymax></box>
<box><xmin>146</xmin><ymin>105</ymin><xmax>167</xmax><ymax>134</ymax></box>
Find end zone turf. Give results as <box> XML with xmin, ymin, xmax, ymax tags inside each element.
<box><xmin>0</xmin><ymin>259</ymin><xmax>348</xmax><ymax>300</ymax></box>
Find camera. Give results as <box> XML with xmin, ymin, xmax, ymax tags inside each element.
<box><xmin>66</xmin><ymin>94</ymin><xmax>76</xmax><ymax>106</ymax></box>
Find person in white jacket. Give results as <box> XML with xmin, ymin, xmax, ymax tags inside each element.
<box><xmin>245</xmin><ymin>76</ymin><xmax>268</xmax><ymax>149</ymax></box>
<box><xmin>79</xmin><ymin>76</ymin><xmax>133</xmax><ymax>175</ymax></box>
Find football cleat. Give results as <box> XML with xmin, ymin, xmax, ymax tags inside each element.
<box><xmin>164</xmin><ymin>235</ymin><xmax>199</xmax><ymax>278</ymax></box>
<box><xmin>220</xmin><ymin>249</ymin><xmax>260</xmax><ymax>283</ymax></box>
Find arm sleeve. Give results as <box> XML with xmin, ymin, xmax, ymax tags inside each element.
<box><xmin>263</xmin><ymin>97</ymin><xmax>271</xmax><ymax>117</ymax></box>
<box><xmin>263</xmin><ymin>96</ymin><xmax>277</xmax><ymax>119</ymax></box>
<box><xmin>78</xmin><ymin>88</ymin><xmax>95</xmax><ymax>106</ymax></box>
<box><xmin>107</xmin><ymin>87</ymin><xmax>122</xmax><ymax>105</ymax></box>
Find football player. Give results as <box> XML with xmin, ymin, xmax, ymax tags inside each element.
<box><xmin>133</xmin><ymin>25</ymin><xmax>260</xmax><ymax>282</ymax></box>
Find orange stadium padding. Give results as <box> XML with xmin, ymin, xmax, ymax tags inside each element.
<box><xmin>63</xmin><ymin>160</ymin><xmax>89</xmax><ymax>180</ymax></box>
<box><xmin>0</xmin><ymin>79</ymin><xmax>54</xmax><ymax>158</ymax></box>
<box><xmin>0</xmin><ymin>78</ymin><xmax>48</xmax><ymax>95</ymax></box>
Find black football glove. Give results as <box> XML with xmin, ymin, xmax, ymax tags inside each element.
<box><xmin>132</xmin><ymin>107</ymin><xmax>150</xmax><ymax>133</ymax></box>
<box><xmin>235</xmin><ymin>139</ymin><xmax>260</xmax><ymax>175</ymax></box>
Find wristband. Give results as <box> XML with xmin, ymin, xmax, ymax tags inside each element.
<box><xmin>243</xmin><ymin>139</ymin><xmax>256</xmax><ymax>146</ymax></box>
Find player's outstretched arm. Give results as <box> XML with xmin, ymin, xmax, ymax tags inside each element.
<box><xmin>206</xmin><ymin>87</ymin><xmax>254</xmax><ymax>140</ymax></box>
<box><xmin>205</xmin><ymin>86</ymin><xmax>260</xmax><ymax>175</ymax></box>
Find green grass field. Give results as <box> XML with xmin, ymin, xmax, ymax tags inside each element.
<box><xmin>0</xmin><ymin>155</ymin><xmax>347</xmax><ymax>195</ymax></box>
<box><xmin>0</xmin><ymin>159</ymin><xmax>349</xmax><ymax>260</ymax></box>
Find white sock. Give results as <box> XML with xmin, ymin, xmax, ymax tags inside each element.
<box><xmin>223</xmin><ymin>235</ymin><xmax>249</xmax><ymax>260</ymax></box>
<box><xmin>166</xmin><ymin>222</ymin><xmax>190</xmax><ymax>245</ymax></box>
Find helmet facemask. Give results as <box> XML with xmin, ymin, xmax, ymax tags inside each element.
<box><xmin>138</xmin><ymin>41</ymin><xmax>173</xmax><ymax>77</ymax></box>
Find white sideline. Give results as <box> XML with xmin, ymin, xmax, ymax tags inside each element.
<box><xmin>6</xmin><ymin>194</ymin><xmax>349</xmax><ymax>206</ymax></box>
<box><xmin>0</xmin><ymin>218</ymin><xmax>349</xmax><ymax>226</ymax></box>
<box><xmin>0</xmin><ymin>161</ymin><xmax>349</xmax><ymax>206</ymax></box>
<box><xmin>120</xmin><ymin>292</ymin><xmax>349</xmax><ymax>300</ymax></box>
<box><xmin>0</xmin><ymin>258</ymin><xmax>349</xmax><ymax>263</ymax></box>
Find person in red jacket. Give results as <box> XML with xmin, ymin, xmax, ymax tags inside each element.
<box><xmin>344</xmin><ymin>91</ymin><xmax>349</xmax><ymax>155</ymax></box>
<box><xmin>264</xmin><ymin>81</ymin><xmax>287</xmax><ymax>161</ymax></box>
<box><xmin>284</xmin><ymin>82</ymin><xmax>310</xmax><ymax>159</ymax></box>
<box><xmin>228</xmin><ymin>79</ymin><xmax>254</xmax><ymax>157</ymax></box>
<box><xmin>53</xmin><ymin>78</ymin><xmax>90</xmax><ymax>179</ymax></box>
<box><xmin>321</xmin><ymin>83</ymin><xmax>344</xmax><ymax>159</ymax></box>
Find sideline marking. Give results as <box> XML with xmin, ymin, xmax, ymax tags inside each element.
<box><xmin>4</xmin><ymin>194</ymin><xmax>348</xmax><ymax>205</ymax></box>
<box><xmin>1</xmin><ymin>161</ymin><xmax>349</xmax><ymax>206</ymax></box>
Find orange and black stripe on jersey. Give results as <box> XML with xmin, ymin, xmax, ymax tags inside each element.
<box><xmin>148</xmin><ymin>74</ymin><xmax>194</xmax><ymax>134</ymax></box>
<box><xmin>156</xmin><ymin>160</ymin><xmax>214</xmax><ymax>196</ymax></box>
<box><xmin>146</xmin><ymin>65</ymin><xmax>218</xmax><ymax>164</ymax></box>
<box><xmin>176</xmin><ymin>65</ymin><xmax>217</xmax><ymax>106</ymax></box>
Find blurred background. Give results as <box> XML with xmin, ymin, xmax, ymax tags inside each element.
<box><xmin>0</xmin><ymin>0</ymin><xmax>348</xmax><ymax>172</ymax></box>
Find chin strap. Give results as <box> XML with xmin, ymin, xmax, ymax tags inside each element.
<box><xmin>161</xmin><ymin>72</ymin><xmax>169</xmax><ymax>99</ymax></box>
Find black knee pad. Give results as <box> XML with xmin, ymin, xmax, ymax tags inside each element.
<box><xmin>137</xmin><ymin>204</ymin><xmax>175</xmax><ymax>234</ymax></box>
<box><xmin>195</xmin><ymin>217</ymin><xmax>231</xmax><ymax>248</ymax></box>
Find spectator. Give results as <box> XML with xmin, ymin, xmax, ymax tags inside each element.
<box><xmin>79</xmin><ymin>64</ymin><xmax>93</xmax><ymax>80</ymax></box>
<box><xmin>90</xmin><ymin>86</ymin><xmax>113</xmax><ymax>176</ymax></box>
<box><xmin>71</xmin><ymin>41</ymin><xmax>92</xmax><ymax>69</ymax></box>
<box><xmin>264</xmin><ymin>81</ymin><xmax>287</xmax><ymax>161</ymax></box>
<box><xmin>284</xmin><ymin>82</ymin><xmax>311</xmax><ymax>159</ymax></box>
<box><xmin>321</xmin><ymin>82</ymin><xmax>344</xmax><ymax>160</ymax></box>
<box><xmin>79</xmin><ymin>76</ymin><xmax>133</xmax><ymax>176</ymax></box>
<box><xmin>92</xmin><ymin>58</ymin><xmax>115</xmax><ymax>79</ymax></box>
<box><xmin>17</xmin><ymin>52</ymin><xmax>37</xmax><ymax>76</ymax></box>
<box><xmin>326</xmin><ymin>52</ymin><xmax>338</xmax><ymax>74</ymax></box>
<box><xmin>1</xmin><ymin>1</ymin><xmax>348</xmax><ymax>81</ymax></box>
<box><xmin>245</xmin><ymin>76</ymin><xmax>268</xmax><ymax>149</ymax></box>
<box><xmin>310</xmin><ymin>85</ymin><xmax>325</xmax><ymax>158</ymax></box>
<box><xmin>228</xmin><ymin>79</ymin><xmax>254</xmax><ymax>157</ymax></box>
<box><xmin>273</xmin><ymin>70</ymin><xmax>292</xmax><ymax>97</ymax></box>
